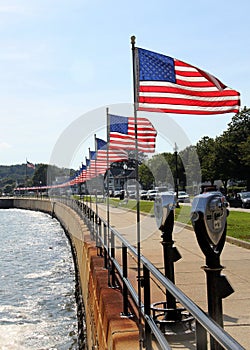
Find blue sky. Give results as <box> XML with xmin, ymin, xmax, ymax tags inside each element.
<box><xmin>0</xmin><ymin>0</ymin><xmax>249</xmax><ymax>168</ymax></box>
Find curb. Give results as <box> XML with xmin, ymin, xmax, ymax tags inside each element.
<box><xmin>225</xmin><ymin>236</ymin><xmax>250</xmax><ymax>249</ymax></box>
<box><xmin>175</xmin><ymin>222</ymin><xmax>250</xmax><ymax>250</ymax></box>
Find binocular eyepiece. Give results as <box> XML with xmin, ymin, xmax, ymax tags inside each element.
<box><xmin>154</xmin><ymin>192</ymin><xmax>176</xmax><ymax>231</ymax></box>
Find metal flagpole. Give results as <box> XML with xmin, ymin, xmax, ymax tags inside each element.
<box><xmin>86</xmin><ymin>156</ymin><xmax>92</xmax><ymax>211</ymax></box>
<box><xmin>94</xmin><ymin>134</ymin><xmax>98</xmax><ymax>224</ymax></box>
<box><xmin>106</xmin><ymin>108</ymin><xmax>113</xmax><ymax>286</ymax></box>
<box><xmin>131</xmin><ymin>35</ymin><xmax>143</xmax><ymax>350</ymax></box>
<box><xmin>25</xmin><ymin>158</ymin><xmax>27</xmax><ymax>195</ymax></box>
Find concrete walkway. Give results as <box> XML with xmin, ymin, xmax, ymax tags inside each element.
<box><xmin>97</xmin><ymin>203</ymin><xmax>250</xmax><ymax>349</ymax></box>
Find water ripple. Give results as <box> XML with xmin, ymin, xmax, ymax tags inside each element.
<box><xmin>0</xmin><ymin>209</ymin><xmax>78</xmax><ymax>349</ymax></box>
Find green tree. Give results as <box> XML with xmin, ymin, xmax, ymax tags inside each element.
<box><xmin>147</xmin><ymin>153</ymin><xmax>174</xmax><ymax>188</ymax></box>
<box><xmin>3</xmin><ymin>184</ymin><xmax>14</xmax><ymax>194</ymax></box>
<box><xmin>196</xmin><ymin>137</ymin><xmax>217</xmax><ymax>184</ymax></box>
<box><xmin>138</xmin><ymin>163</ymin><xmax>154</xmax><ymax>189</ymax></box>
<box><xmin>239</xmin><ymin>135</ymin><xmax>250</xmax><ymax>166</ymax></box>
<box><xmin>179</xmin><ymin>145</ymin><xmax>202</xmax><ymax>193</ymax></box>
<box><xmin>220</xmin><ymin>107</ymin><xmax>250</xmax><ymax>189</ymax></box>
<box><xmin>32</xmin><ymin>164</ymin><xmax>48</xmax><ymax>186</ymax></box>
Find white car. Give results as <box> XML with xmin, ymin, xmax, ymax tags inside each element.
<box><xmin>140</xmin><ymin>190</ymin><xmax>148</xmax><ymax>200</ymax></box>
<box><xmin>177</xmin><ymin>191</ymin><xmax>190</xmax><ymax>203</ymax></box>
<box><xmin>147</xmin><ymin>190</ymin><xmax>159</xmax><ymax>201</ymax></box>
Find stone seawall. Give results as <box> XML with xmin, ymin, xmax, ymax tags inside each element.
<box><xmin>1</xmin><ymin>198</ymin><xmax>139</xmax><ymax>350</ymax></box>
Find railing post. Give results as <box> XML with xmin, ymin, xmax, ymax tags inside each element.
<box><xmin>196</xmin><ymin>320</ymin><xmax>207</xmax><ymax>350</ymax></box>
<box><xmin>90</xmin><ymin>209</ymin><xmax>95</xmax><ymax>240</ymax></box>
<box><xmin>96</xmin><ymin>217</ymin><xmax>102</xmax><ymax>256</ymax></box>
<box><xmin>103</xmin><ymin>223</ymin><xmax>108</xmax><ymax>269</ymax></box>
<box><xmin>143</xmin><ymin>265</ymin><xmax>152</xmax><ymax>350</ymax></box>
<box><xmin>121</xmin><ymin>244</ymin><xmax>129</xmax><ymax>316</ymax></box>
<box><xmin>108</xmin><ymin>229</ymin><xmax>116</xmax><ymax>287</ymax></box>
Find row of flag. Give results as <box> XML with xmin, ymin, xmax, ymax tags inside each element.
<box><xmin>57</xmin><ymin>114</ymin><xmax>157</xmax><ymax>187</ymax></box>
<box><xmin>16</xmin><ymin>114</ymin><xmax>157</xmax><ymax>191</ymax></box>
<box><xmin>16</xmin><ymin>42</ymin><xmax>240</xmax><ymax>192</ymax></box>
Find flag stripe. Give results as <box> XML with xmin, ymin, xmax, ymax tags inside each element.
<box><xmin>139</xmin><ymin>96</ymin><xmax>238</xmax><ymax>107</ymax></box>
<box><xmin>138</xmin><ymin>105</ymin><xmax>239</xmax><ymax>115</ymax></box>
<box><xmin>140</xmin><ymin>83</ymin><xmax>239</xmax><ymax>96</ymax></box>
<box><xmin>77</xmin><ymin>137</ymin><xmax>129</xmax><ymax>182</ymax></box>
<box><xmin>109</xmin><ymin>115</ymin><xmax>157</xmax><ymax>153</ymax></box>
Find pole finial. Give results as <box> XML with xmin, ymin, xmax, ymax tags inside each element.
<box><xmin>131</xmin><ymin>35</ymin><xmax>136</xmax><ymax>45</ymax></box>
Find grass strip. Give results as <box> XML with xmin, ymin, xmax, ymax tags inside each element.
<box><xmin>77</xmin><ymin>196</ymin><xmax>249</xmax><ymax>242</ymax></box>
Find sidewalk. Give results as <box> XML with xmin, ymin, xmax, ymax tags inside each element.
<box><xmin>97</xmin><ymin>203</ymin><xmax>250</xmax><ymax>349</ymax></box>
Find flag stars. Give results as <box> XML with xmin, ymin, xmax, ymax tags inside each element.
<box><xmin>138</xmin><ymin>48</ymin><xmax>176</xmax><ymax>83</ymax></box>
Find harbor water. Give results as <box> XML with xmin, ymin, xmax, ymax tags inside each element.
<box><xmin>0</xmin><ymin>208</ymin><xmax>80</xmax><ymax>349</ymax></box>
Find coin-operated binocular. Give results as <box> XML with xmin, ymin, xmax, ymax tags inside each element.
<box><xmin>191</xmin><ymin>192</ymin><xmax>228</xmax><ymax>267</ymax></box>
<box><xmin>191</xmin><ymin>192</ymin><xmax>234</xmax><ymax>346</ymax></box>
<box><xmin>154</xmin><ymin>192</ymin><xmax>180</xmax><ymax>287</ymax></box>
<box><xmin>152</xmin><ymin>193</ymin><xmax>194</xmax><ymax>335</ymax></box>
<box><xmin>154</xmin><ymin>192</ymin><xmax>176</xmax><ymax>232</ymax></box>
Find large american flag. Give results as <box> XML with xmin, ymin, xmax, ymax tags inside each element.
<box><xmin>136</xmin><ymin>48</ymin><xmax>240</xmax><ymax>115</ymax></box>
<box><xmin>109</xmin><ymin>114</ymin><xmax>157</xmax><ymax>153</ymax></box>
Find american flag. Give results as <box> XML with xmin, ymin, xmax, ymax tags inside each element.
<box><xmin>108</xmin><ymin>114</ymin><xmax>157</xmax><ymax>153</ymax></box>
<box><xmin>27</xmin><ymin>160</ymin><xmax>35</xmax><ymax>169</ymax></box>
<box><xmin>77</xmin><ymin>165</ymin><xmax>87</xmax><ymax>183</ymax></box>
<box><xmin>92</xmin><ymin>138</ymin><xmax>128</xmax><ymax>175</ymax></box>
<box><xmin>136</xmin><ymin>47</ymin><xmax>240</xmax><ymax>115</ymax></box>
<box><xmin>96</xmin><ymin>138</ymin><xmax>128</xmax><ymax>163</ymax></box>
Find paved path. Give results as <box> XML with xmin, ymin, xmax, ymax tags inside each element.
<box><xmin>97</xmin><ymin>203</ymin><xmax>250</xmax><ymax>349</ymax></box>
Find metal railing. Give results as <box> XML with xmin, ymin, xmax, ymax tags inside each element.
<box><xmin>56</xmin><ymin>196</ymin><xmax>244</xmax><ymax>350</ymax></box>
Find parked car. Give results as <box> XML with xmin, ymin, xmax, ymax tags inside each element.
<box><xmin>140</xmin><ymin>190</ymin><xmax>148</xmax><ymax>200</ymax></box>
<box><xmin>177</xmin><ymin>191</ymin><xmax>190</xmax><ymax>203</ymax></box>
<box><xmin>114</xmin><ymin>189</ymin><xmax>122</xmax><ymax>197</ymax></box>
<box><xmin>228</xmin><ymin>191</ymin><xmax>250</xmax><ymax>208</ymax></box>
<box><xmin>147</xmin><ymin>189</ymin><xmax>158</xmax><ymax>201</ymax></box>
<box><xmin>128</xmin><ymin>191</ymin><xmax>136</xmax><ymax>199</ymax></box>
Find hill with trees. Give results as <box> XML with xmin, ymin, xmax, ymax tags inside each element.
<box><xmin>0</xmin><ymin>163</ymin><xmax>75</xmax><ymax>195</ymax></box>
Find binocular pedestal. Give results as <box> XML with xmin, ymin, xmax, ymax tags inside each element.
<box><xmin>152</xmin><ymin>205</ymin><xmax>194</xmax><ymax>335</ymax></box>
<box><xmin>202</xmin><ymin>264</ymin><xmax>234</xmax><ymax>350</ymax></box>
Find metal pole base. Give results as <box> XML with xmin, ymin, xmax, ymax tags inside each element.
<box><xmin>151</xmin><ymin>301</ymin><xmax>195</xmax><ymax>336</ymax></box>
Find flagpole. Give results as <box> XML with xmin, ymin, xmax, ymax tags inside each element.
<box><xmin>88</xmin><ymin>149</ymin><xmax>92</xmax><ymax>208</ymax></box>
<box><xmin>131</xmin><ymin>35</ymin><xmax>143</xmax><ymax>349</ymax></box>
<box><xmin>106</xmin><ymin>107</ymin><xmax>112</xmax><ymax>286</ymax></box>
<box><xmin>94</xmin><ymin>134</ymin><xmax>98</xmax><ymax>223</ymax></box>
<box><xmin>25</xmin><ymin>158</ymin><xmax>27</xmax><ymax>194</ymax></box>
<box><xmin>86</xmin><ymin>155</ymin><xmax>92</xmax><ymax>211</ymax></box>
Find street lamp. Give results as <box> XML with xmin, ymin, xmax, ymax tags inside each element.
<box><xmin>123</xmin><ymin>162</ymin><xmax>128</xmax><ymax>196</ymax></box>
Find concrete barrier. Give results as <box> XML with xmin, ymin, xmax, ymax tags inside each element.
<box><xmin>0</xmin><ymin>198</ymin><xmax>14</xmax><ymax>208</ymax></box>
<box><xmin>1</xmin><ymin>198</ymin><xmax>139</xmax><ymax>350</ymax></box>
